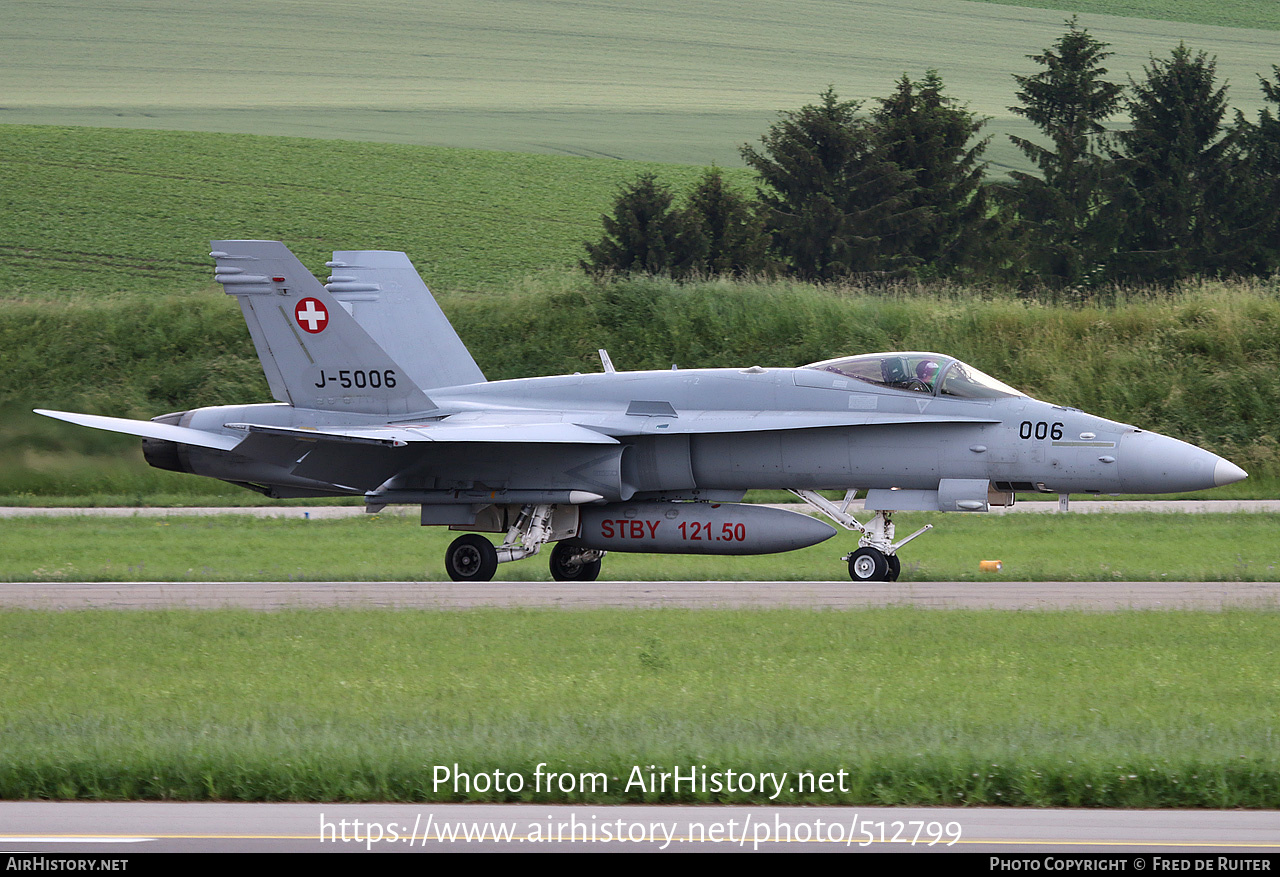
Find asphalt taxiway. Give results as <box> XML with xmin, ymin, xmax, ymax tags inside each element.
<box><xmin>2</xmin><ymin>802</ymin><xmax>1278</xmax><ymax>853</ymax></box>
<box><xmin>1</xmin><ymin>579</ymin><xmax>1277</xmax><ymax>610</ymax></box>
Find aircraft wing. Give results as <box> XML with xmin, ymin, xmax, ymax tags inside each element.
<box><xmin>222</xmin><ymin>420</ymin><xmax>618</xmax><ymax>493</ymax></box>
<box><xmin>226</xmin><ymin>421</ymin><xmax>620</xmax><ymax>445</ymax></box>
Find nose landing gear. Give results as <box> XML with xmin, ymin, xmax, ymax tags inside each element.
<box><xmin>789</xmin><ymin>490</ymin><xmax>932</xmax><ymax>583</ymax></box>
<box><xmin>847</xmin><ymin>546</ymin><xmax>902</xmax><ymax>582</ymax></box>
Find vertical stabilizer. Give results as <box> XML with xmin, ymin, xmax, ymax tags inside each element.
<box><xmin>326</xmin><ymin>250</ymin><xmax>486</xmax><ymax>389</ymax></box>
<box><xmin>211</xmin><ymin>241</ymin><xmax>434</xmax><ymax>415</ymax></box>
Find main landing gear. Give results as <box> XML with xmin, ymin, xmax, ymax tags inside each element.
<box><xmin>444</xmin><ymin>503</ymin><xmax>606</xmax><ymax>582</ymax></box>
<box><xmin>789</xmin><ymin>489</ymin><xmax>932</xmax><ymax>583</ymax></box>
<box><xmin>548</xmin><ymin>541</ymin><xmax>604</xmax><ymax>582</ymax></box>
<box><xmin>444</xmin><ymin>533</ymin><xmax>498</xmax><ymax>582</ymax></box>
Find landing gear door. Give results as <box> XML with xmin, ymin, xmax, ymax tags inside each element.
<box><xmin>865</xmin><ymin>478</ymin><xmax>996</xmax><ymax>512</ymax></box>
<box><xmin>937</xmin><ymin>478</ymin><xmax>993</xmax><ymax>511</ymax></box>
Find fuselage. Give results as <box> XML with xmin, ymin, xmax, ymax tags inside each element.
<box><xmin>158</xmin><ymin>362</ymin><xmax>1241</xmax><ymax>501</ymax></box>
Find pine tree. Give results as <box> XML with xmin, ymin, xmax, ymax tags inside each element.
<box><xmin>1221</xmin><ymin>67</ymin><xmax>1280</xmax><ymax>275</ymax></box>
<box><xmin>1105</xmin><ymin>44</ymin><xmax>1237</xmax><ymax>283</ymax></box>
<box><xmin>581</xmin><ymin>174</ymin><xmax>695</xmax><ymax>277</ymax></box>
<box><xmin>1003</xmin><ymin>18</ymin><xmax>1124</xmax><ymax>286</ymax></box>
<box><xmin>871</xmin><ymin>70</ymin><xmax>992</xmax><ymax>277</ymax></box>
<box><xmin>740</xmin><ymin>87</ymin><xmax>910</xmax><ymax>280</ymax></box>
<box><xmin>678</xmin><ymin>168</ymin><xmax>769</xmax><ymax>277</ymax></box>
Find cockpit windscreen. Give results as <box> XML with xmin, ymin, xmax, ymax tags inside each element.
<box><xmin>806</xmin><ymin>352</ymin><xmax>1024</xmax><ymax>398</ymax></box>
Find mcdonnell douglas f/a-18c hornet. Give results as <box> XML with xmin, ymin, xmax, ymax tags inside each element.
<box><xmin>37</xmin><ymin>242</ymin><xmax>1248</xmax><ymax>582</ymax></box>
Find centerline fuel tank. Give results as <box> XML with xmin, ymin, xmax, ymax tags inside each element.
<box><xmin>573</xmin><ymin>502</ymin><xmax>836</xmax><ymax>555</ymax></box>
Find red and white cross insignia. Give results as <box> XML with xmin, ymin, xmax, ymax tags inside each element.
<box><xmin>294</xmin><ymin>298</ymin><xmax>328</xmax><ymax>333</ymax></box>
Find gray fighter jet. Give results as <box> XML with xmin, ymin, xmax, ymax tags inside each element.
<box><xmin>36</xmin><ymin>241</ymin><xmax>1248</xmax><ymax>582</ymax></box>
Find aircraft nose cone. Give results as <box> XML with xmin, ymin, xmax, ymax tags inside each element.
<box><xmin>1118</xmin><ymin>431</ymin><xmax>1245</xmax><ymax>494</ymax></box>
<box><xmin>1214</xmin><ymin>458</ymin><xmax>1248</xmax><ymax>487</ymax></box>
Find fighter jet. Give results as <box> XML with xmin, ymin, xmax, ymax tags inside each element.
<box><xmin>36</xmin><ymin>241</ymin><xmax>1248</xmax><ymax>582</ymax></box>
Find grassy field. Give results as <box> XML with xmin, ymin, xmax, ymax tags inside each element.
<box><xmin>976</xmin><ymin>0</ymin><xmax>1280</xmax><ymax>31</ymax></box>
<box><xmin>0</xmin><ymin>126</ymin><xmax>720</xmax><ymax>295</ymax></box>
<box><xmin>4</xmin><ymin>1</ymin><xmax>1279</xmax><ymax>170</ymax></box>
<box><xmin>3</xmin><ymin>512</ymin><xmax>1277</xmax><ymax>583</ymax></box>
<box><xmin>0</xmin><ymin>607</ymin><xmax>1276</xmax><ymax>805</ymax></box>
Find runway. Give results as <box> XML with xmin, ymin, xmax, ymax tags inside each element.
<box><xmin>2</xmin><ymin>802</ymin><xmax>1278</xmax><ymax>853</ymax></box>
<box><xmin>2</xmin><ymin>580</ymin><xmax>1278</xmax><ymax>610</ymax></box>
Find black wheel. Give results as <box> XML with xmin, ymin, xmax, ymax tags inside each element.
<box><xmin>445</xmin><ymin>534</ymin><xmax>498</xmax><ymax>582</ymax></box>
<box><xmin>886</xmin><ymin>554</ymin><xmax>901</xmax><ymax>582</ymax></box>
<box><xmin>848</xmin><ymin>547</ymin><xmax>890</xmax><ymax>582</ymax></box>
<box><xmin>549</xmin><ymin>541</ymin><xmax>602</xmax><ymax>582</ymax></box>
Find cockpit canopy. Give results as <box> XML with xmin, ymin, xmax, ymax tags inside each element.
<box><xmin>805</xmin><ymin>352</ymin><xmax>1025</xmax><ymax>399</ymax></box>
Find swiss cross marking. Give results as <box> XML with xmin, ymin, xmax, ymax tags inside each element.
<box><xmin>295</xmin><ymin>298</ymin><xmax>328</xmax><ymax>333</ymax></box>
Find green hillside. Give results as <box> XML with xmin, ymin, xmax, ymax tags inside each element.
<box><xmin>975</xmin><ymin>0</ymin><xmax>1280</xmax><ymax>31</ymax></box>
<box><xmin>4</xmin><ymin>1</ymin><xmax>1279</xmax><ymax>170</ymax></box>
<box><xmin>0</xmin><ymin>126</ymin><xmax>722</xmax><ymax>296</ymax></box>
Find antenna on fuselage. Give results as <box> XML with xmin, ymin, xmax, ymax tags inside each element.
<box><xmin>598</xmin><ymin>349</ymin><xmax>616</xmax><ymax>374</ymax></box>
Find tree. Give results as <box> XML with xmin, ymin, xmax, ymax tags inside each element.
<box><xmin>740</xmin><ymin>87</ymin><xmax>910</xmax><ymax>280</ymax></box>
<box><xmin>1104</xmin><ymin>44</ymin><xmax>1239</xmax><ymax>283</ymax></box>
<box><xmin>581</xmin><ymin>174</ymin><xmax>696</xmax><ymax>277</ymax></box>
<box><xmin>872</xmin><ymin>70</ymin><xmax>992</xmax><ymax>276</ymax></box>
<box><xmin>678</xmin><ymin>167</ymin><xmax>769</xmax><ymax>277</ymax></box>
<box><xmin>1219</xmin><ymin>67</ymin><xmax>1280</xmax><ymax>275</ymax></box>
<box><xmin>1003</xmin><ymin>18</ymin><xmax>1124</xmax><ymax>285</ymax></box>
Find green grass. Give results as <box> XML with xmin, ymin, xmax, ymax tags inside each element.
<box><xmin>1</xmin><ymin>607</ymin><xmax>1276</xmax><ymax>804</ymax></box>
<box><xmin>975</xmin><ymin>0</ymin><xmax>1280</xmax><ymax>32</ymax></box>
<box><xmin>2</xmin><ymin>512</ymin><xmax>1276</xmax><ymax>583</ymax></box>
<box><xmin>3</xmin><ymin>2</ymin><xmax>1279</xmax><ymax>170</ymax></box>
<box><xmin>0</xmin><ymin>126</ymin><xmax>726</xmax><ymax>295</ymax></box>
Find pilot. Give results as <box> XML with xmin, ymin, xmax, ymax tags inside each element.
<box><xmin>915</xmin><ymin>359</ymin><xmax>940</xmax><ymax>391</ymax></box>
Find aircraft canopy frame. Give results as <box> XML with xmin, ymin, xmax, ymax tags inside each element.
<box><xmin>805</xmin><ymin>352</ymin><xmax>1026</xmax><ymax>399</ymax></box>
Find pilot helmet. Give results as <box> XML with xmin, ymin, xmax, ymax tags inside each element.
<box><xmin>916</xmin><ymin>359</ymin><xmax>940</xmax><ymax>384</ymax></box>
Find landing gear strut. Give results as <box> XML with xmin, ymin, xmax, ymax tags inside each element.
<box><xmin>442</xmin><ymin>503</ymin><xmax>604</xmax><ymax>582</ymax></box>
<box><xmin>789</xmin><ymin>490</ymin><xmax>931</xmax><ymax>582</ymax></box>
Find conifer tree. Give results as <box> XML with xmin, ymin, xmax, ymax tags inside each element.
<box><xmin>679</xmin><ymin>167</ymin><xmax>769</xmax><ymax>277</ymax></box>
<box><xmin>581</xmin><ymin>174</ymin><xmax>695</xmax><ymax>277</ymax></box>
<box><xmin>1220</xmin><ymin>68</ymin><xmax>1280</xmax><ymax>275</ymax></box>
<box><xmin>741</xmin><ymin>87</ymin><xmax>910</xmax><ymax>280</ymax></box>
<box><xmin>872</xmin><ymin>70</ymin><xmax>992</xmax><ymax>276</ymax></box>
<box><xmin>1003</xmin><ymin>18</ymin><xmax>1123</xmax><ymax>286</ymax></box>
<box><xmin>1105</xmin><ymin>44</ymin><xmax>1237</xmax><ymax>283</ymax></box>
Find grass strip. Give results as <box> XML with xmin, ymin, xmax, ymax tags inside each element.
<box><xmin>1</xmin><ymin>511</ymin><xmax>1277</xmax><ymax>583</ymax></box>
<box><xmin>0</xmin><ymin>607</ymin><xmax>1275</xmax><ymax>805</ymax></box>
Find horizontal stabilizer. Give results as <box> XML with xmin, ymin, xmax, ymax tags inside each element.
<box><xmin>34</xmin><ymin>410</ymin><xmax>242</xmax><ymax>451</ymax></box>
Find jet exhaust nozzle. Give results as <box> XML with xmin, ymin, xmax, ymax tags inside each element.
<box><xmin>141</xmin><ymin>411</ymin><xmax>193</xmax><ymax>474</ymax></box>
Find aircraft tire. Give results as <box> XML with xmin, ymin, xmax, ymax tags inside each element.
<box><xmin>848</xmin><ymin>547</ymin><xmax>890</xmax><ymax>582</ymax></box>
<box><xmin>549</xmin><ymin>542</ymin><xmax>602</xmax><ymax>582</ymax></box>
<box><xmin>445</xmin><ymin>534</ymin><xmax>499</xmax><ymax>582</ymax></box>
<box><xmin>887</xmin><ymin>554</ymin><xmax>901</xmax><ymax>582</ymax></box>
